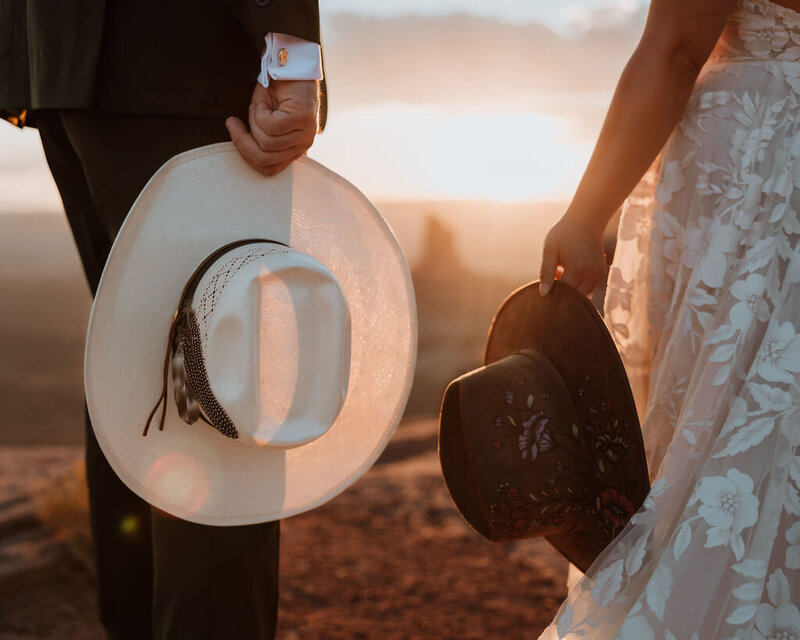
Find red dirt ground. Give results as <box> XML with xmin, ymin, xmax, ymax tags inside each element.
<box><xmin>0</xmin><ymin>418</ymin><xmax>568</xmax><ymax>639</ymax></box>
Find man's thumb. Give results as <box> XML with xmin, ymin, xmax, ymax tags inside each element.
<box><xmin>225</xmin><ymin>117</ymin><xmax>246</xmax><ymax>140</ymax></box>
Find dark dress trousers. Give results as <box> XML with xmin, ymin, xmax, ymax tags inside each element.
<box><xmin>1</xmin><ymin>2</ymin><xmax>321</xmax><ymax>638</ymax></box>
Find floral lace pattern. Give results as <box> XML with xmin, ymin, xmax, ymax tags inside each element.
<box><xmin>540</xmin><ymin>1</ymin><xmax>800</xmax><ymax>637</ymax></box>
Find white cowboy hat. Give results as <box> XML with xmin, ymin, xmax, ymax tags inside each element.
<box><xmin>85</xmin><ymin>142</ymin><xmax>417</xmax><ymax>526</ymax></box>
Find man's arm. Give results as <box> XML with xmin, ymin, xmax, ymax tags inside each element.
<box><xmin>224</xmin><ymin>0</ymin><xmax>323</xmax><ymax>176</ymax></box>
<box><xmin>224</xmin><ymin>0</ymin><xmax>320</xmax><ymax>50</ymax></box>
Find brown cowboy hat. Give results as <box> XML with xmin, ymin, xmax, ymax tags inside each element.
<box><xmin>438</xmin><ymin>280</ymin><xmax>649</xmax><ymax>572</ymax></box>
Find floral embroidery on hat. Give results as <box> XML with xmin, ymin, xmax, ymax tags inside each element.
<box><xmin>487</xmin><ymin>373</ymin><xmax>646</xmax><ymax>545</ymax></box>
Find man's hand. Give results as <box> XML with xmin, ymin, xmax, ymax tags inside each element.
<box><xmin>226</xmin><ymin>79</ymin><xmax>320</xmax><ymax>176</ymax></box>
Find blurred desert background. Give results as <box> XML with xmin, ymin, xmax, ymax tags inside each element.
<box><xmin>0</xmin><ymin>1</ymin><xmax>645</xmax><ymax>638</ymax></box>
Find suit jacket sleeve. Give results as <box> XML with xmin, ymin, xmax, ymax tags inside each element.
<box><xmin>224</xmin><ymin>0</ymin><xmax>320</xmax><ymax>51</ymax></box>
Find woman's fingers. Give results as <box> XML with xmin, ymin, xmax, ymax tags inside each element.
<box><xmin>539</xmin><ymin>218</ymin><xmax>606</xmax><ymax>298</ymax></box>
<box><xmin>562</xmin><ymin>270</ymin><xmax>601</xmax><ymax>296</ymax></box>
<box><xmin>576</xmin><ymin>279</ymin><xmax>594</xmax><ymax>296</ymax></box>
<box><xmin>559</xmin><ymin>268</ymin><xmax>582</xmax><ymax>291</ymax></box>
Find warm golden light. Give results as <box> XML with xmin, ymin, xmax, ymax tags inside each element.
<box><xmin>143</xmin><ymin>453</ymin><xmax>210</xmax><ymax>514</ymax></box>
<box><xmin>310</xmin><ymin>105</ymin><xmax>593</xmax><ymax>202</ymax></box>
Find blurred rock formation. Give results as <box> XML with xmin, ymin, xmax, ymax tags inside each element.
<box><xmin>406</xmin><ymin>214</ymin><xmax>523</xmax><ymax>415</ymax></box>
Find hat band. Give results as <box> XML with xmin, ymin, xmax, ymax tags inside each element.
<box><xmin>172</xmin><ymin>307</ymin><xmax>239</xmax><ymax>438</ymax></box>
<box><xmin>142</xmin><ymin>238</ymin><xmax>288</xmax><ymax>438</ymax></box>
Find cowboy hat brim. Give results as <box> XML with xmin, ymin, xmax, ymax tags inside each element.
<box><xmin>484</xmin><ymin>281</ymin><xmax>649</xmax><ymax>571</ymax></box>
<box><xmin>85</xmin><ymin>143</ymin><xmax>417</xmax><ymax>525</ymax></box>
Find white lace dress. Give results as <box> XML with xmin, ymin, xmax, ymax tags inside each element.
<box><xmin>540</xmin><ymin>1</ymin><xmax>800</xmax><ymax>638</ymax></box>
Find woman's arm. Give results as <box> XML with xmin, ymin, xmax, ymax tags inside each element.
<box><xmin>539</xmin><ymin>0</ymin><xmax>739</xmax><ymax>296</ymax></box>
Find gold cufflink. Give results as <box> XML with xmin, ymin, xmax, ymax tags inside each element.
<box><xmin>278</xmin><ymin>48</ymin><xmax>289</xmax><ymax>66</ymax></box>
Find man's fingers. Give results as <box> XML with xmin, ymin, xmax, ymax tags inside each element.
<box><xmin>259</xmin><ymin>158</ymin><xmax>295</xmax><ymax>177</ymax></box>
<box><xmin>249</xmin><ymin>107</ymin><xmax>310</xmax><ymax>152</ymax></box>
<box><xmin>255</xmin><ymin>147</ymin><xmax>306</xmax><ymax>176</ymax></box>
<box><xmin>253</xmin><ymin>102</ymin><xmax>312</xmax><ymax>136</ymax></box>
<box><xmin>226</xmin><ymin>117</ymin><xmax>268</xmax><ymax>173</ymax></box>
<box><xmin>226</xmin><ymin>117</ymin><xmax>305</xmax><ymax>175</ymax></box>
<box><xmin>539</xmin><ymin>242</ymin><xmax>558</xmax><ymax>296</ymax></box>
<box><xmin>258</xmin><ymin>145</ymin><xmax>305</xmax><ymax>170</ymax></box>
<box><xmin>225</xmin><ymin>116</ymin><xmax>248</xmax><ymax>146</ymax></box>
<box><xmin>226</xmin><ymin>116</ymin><xmax>262</xmax><ymax>169</ymax></box>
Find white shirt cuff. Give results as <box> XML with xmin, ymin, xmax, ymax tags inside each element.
<box><xmin>257</xmin><ymin>33</ymin><xmax>323</xmax><ymax>88</ymax></box>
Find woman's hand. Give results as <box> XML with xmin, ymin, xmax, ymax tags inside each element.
<box><xmin>539</xmin><ymin>212</ymin><xmax>607</xmax><ymax>297</ymax></box>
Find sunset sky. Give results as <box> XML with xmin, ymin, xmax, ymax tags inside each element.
<box><xmin>0</xmin><ymin>0</ymin><xmax>647</xmax><ymax>211</ymax></box>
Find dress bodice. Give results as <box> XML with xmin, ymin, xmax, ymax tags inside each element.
<box><xmin>711</xmin><ymin>0</ymin><xmax>800</xmax><ymax>63</ymax></box>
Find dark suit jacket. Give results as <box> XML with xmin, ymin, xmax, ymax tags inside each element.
<box><xmin>0</xmin><ymin>0</ymin><xmax>322</xmax><ymax>127</ymax></box>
